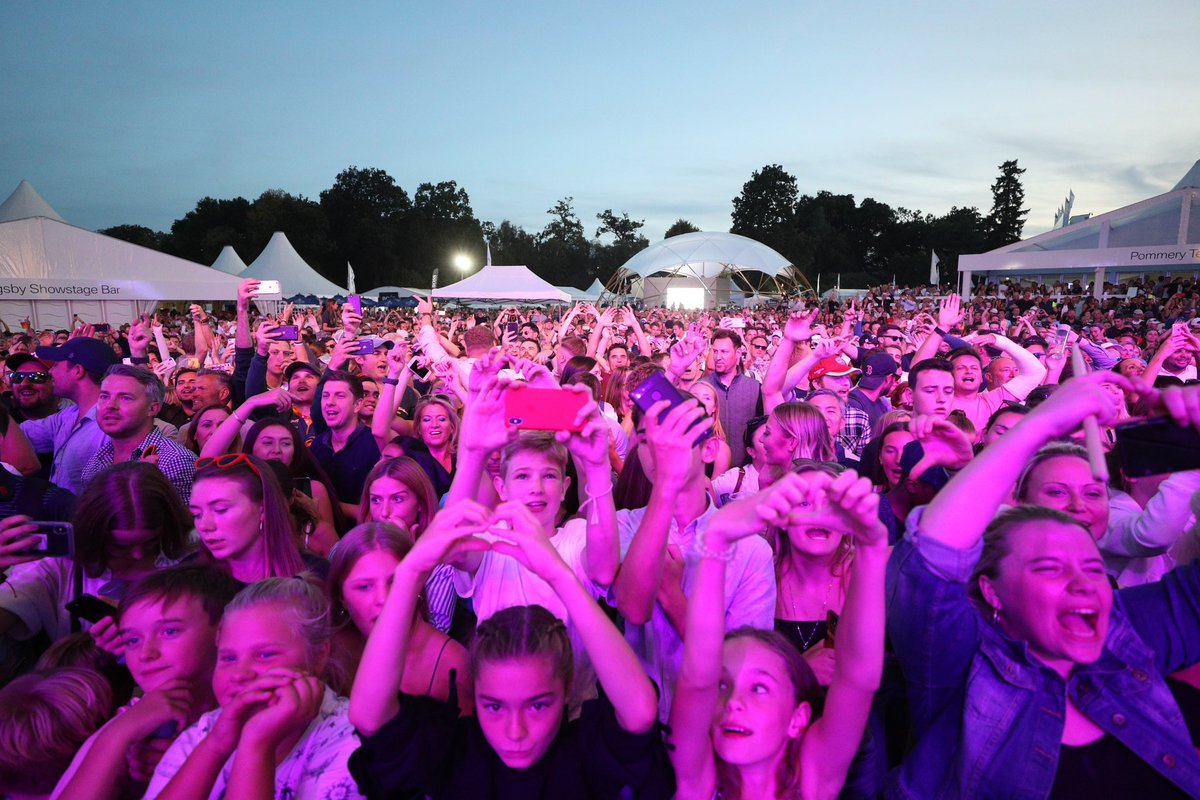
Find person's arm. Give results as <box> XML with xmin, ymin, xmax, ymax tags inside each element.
<box><xmin>443</xmin><ymin>365</ymin><xmax>513</xmax><ymax>521</ymax></box>
<box><xmin>1103</xmin><ymin>470</ymin><xmax>1200</xmax><ymax>557</ymax></box>
<box><xmin>613</xmin><ymin>399</ymin><xmax>713</xmax><ymax>625</ymax></box>
<box><xmin>921</xmin><ymin>372</ymin><xmax>1132</xmax><ymax>550</ymax></box>
<box><xmin>665</xmin><ymin>328</ymin><xmax>705</xmax><ymax>387</ymax></box>
<box><xmin>225</xmin><ymin>676</ymin><xmax>324</xmax><ymax>800</ymax></box>
<box><xmin>1145</xmin><ymin>331</ymin><xmax>1185</xmax><ymax>379</ymax></box>
<box><xmin>490</xmin><ymin>502</ymin><xmax>658</xmax><ymax>734</ymax></box>
<box><xmin>349</xmin><ymin>501</ymin><xmax>492</xmax><ymax>736</ymax></box>
<box><xmin>623</xmin><ymin>307</ymin><xmax>653</xmax><ymax>356</ymax></box>
<box><xmin>55</xmin><ymin>682</ymin><xmax>193</xmax><ymax>800</ymax></box>
<box><xmin>556</xmin><ymin>302</ymin><xmax>582</xmax><ymax>343</ymax></box>
<box><xmin>199</xmin><ymin>390</ymin><xmax>290</xmax><ymax>459</ymax></box>
<box><xmin>2</xmin><ymin>415</ymin><xmax>40</xmax><ymax>476</ymax></box>
<box><xmin>372</xmin><ymin>347</ymin><xmax>412</xmax><ymax>451</ymax></box>
<box><xmin>988</xmin><ymin>333</ymin><xmax>1047</xmax><ymax>400</ymax></box>
<box><xmin>558</xmin><ymin>386</ymin><xmax>619</xmax><ymax>587</ymax></box>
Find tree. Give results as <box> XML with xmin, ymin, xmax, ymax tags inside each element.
<box><xmin>538</xmin><ymin>198</ymin><xmax>591</xmax><ymax>285</ymax></box>
<box><xmin>163</xmin><ymin>196</ymin><xmax>253</xmax><ymax>265</ymax></box>
<box><xmin>731</xmin><ymin>164</ymin><xmax>798</xmax><ymax>237</ymax></box>
<box><xmin>412</xmin><ymin>181</ymin><xmax>474</xmax><ymax>222</ymax></box>
<box><xmin>320</xmin><ymin>167</ymin><xmax>411</xmax><ymax>292</ymax></box>
<box><xmin>98</xmin><ymin>224</ymin><xmax>165</xmax><ymax>251</ymax></box>
<box><xmin>319</xmin><ymin>166</ymin><xmax>411</xmax><ymax>222</ymax></box>
<box><xmin>664</xmin><ymin>218</ymin><xmax>700</xmax><ymax>239</ymax></box>
<box><xmin>986</xmin><ymin>159</ymin><xmax>1028</xmax><ymax>248</ymax></box>
<box><xmin>594</xmin><ymin>210</ymin><xmax>649</xmax><ymax>284</ymax></box>
<box><xmin>245</xmin><ymin>190</ymin><xmax>339</xmax><ymax>283</ymax></box>
<box><xmin>481</xmin><ymin>220</ymin><xmax>540</xmax><ymax>269</ymax></box>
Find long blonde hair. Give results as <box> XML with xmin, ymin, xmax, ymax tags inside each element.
<box><xmin>772</xmin><ymin>402</ymin><xmax>835</xmax><ymax>462</ymax></box>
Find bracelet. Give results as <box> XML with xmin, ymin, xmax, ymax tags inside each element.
<box><xmin>382</xmin><ymin>377</ymin><xmax>400</xmax><ymax>386</ymax></box>
<box><xmin>693</xmin><ymin>528</ymin><xmax>736</xmax><ymax>562</ymax></box>
<box><xmin>578</xmin><ymin>481</ymin><xmax>613</xmax><ymax>526</ymax></box>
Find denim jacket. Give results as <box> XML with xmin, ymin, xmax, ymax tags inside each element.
<box><xmin>885</xmin><ymin>512</ymin><xmax>1200</xmax><ymax>799</ymax></box>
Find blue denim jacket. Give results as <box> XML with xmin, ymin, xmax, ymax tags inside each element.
<box><xmin>885</xmin><ymin>515</ymin><xmax>1200</xmax><ymax>799</ymax></box>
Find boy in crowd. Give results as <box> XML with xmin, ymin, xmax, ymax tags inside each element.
<box><xmin>53</xmin><ymin>565</ymin><xmax>239</xmax><ymax>800</ymax></box>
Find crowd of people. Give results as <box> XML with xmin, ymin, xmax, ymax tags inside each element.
<box><xmin>2</xmin><ymin>272</ymin><xmax>1200</xmax><ymax>799</ymax></box>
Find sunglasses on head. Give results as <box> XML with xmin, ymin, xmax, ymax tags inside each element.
<box><xmin>195</xmin><ymin>452</ymin><xmax>260</xmax><ymax>478</ymax></box>
<box><xmin>7</xmin><ymin>371</ymin><xmax>49</xmax><ymax>384</ymax></box>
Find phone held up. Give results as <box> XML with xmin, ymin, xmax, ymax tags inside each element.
<box><xmin>346</xmin><ymin>294</ymin><xmax>362</xmax><ymax>315</ymax></box>
<box><xmin>64</xmin><ymin>593</ymin><xmax>116</xmax><ymax>625</ymax></box>
<box><xmin>1115</xmin><ymin>418</ymin><xmax>1200</xmax><ymax>477</ymax></box>
<box><xmin>504</xmin><ymin>387</ymin><xmax>588</xmax><ymax>432</ymax></box>
<box><xmin>252</xmin><ymin>280</ymin><xmax>281</xmax><ymax>295</ymax></box>
<box><xmin>273</xmin><ymin>325</ymin><xmax>300</xmax><ymax>341</ymax></box>
<box><xmin>629</xmin><ymin>372</ymin><xmax>712</xmax><ymax>443</ymax></box>
<box><xmin>15</xmin><ymin>521</ymin><xmax>74</xmax><ymax>558</ymax></box>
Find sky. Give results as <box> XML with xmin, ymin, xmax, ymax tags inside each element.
<box><xmin>3</xmin><ymin>1</ymin><xmax>1197</xmax><ymax>251</ymax></box>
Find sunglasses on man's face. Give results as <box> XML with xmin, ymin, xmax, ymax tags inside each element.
<box><xmin>7</xmin><ymin>371</ymin><xmax>49</xmax><ymax>384</ymax></box>
<box><xmin>751</xmin><ymin>343</ymin><xmax>768</xmax><ymax>351</ymax></box>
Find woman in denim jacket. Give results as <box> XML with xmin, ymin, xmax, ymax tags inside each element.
<box><xmin>887</xmin><ymin>373</ymin><xmax>1200</xmax><ymax>799</ymax></box>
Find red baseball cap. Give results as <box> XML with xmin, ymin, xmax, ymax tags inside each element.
<box><xmin>809</xmin><ymin>356</ymin><xmax>861</xmax><ymax>381</ymax></box>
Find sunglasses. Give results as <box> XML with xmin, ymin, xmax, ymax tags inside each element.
<box><xmin>195</xmin><ymin>452</ymin><xmax>260</xmax><ymax>478</ymax></box>
<box><xmin>7</xmin><ymin>371</ymin><xmax>49</xmax><ymax>384</ymax></box>
<box><xmin>751</xmin><ymin>343</ymin><xmax>768</xmax><ymax>350</ymax></box>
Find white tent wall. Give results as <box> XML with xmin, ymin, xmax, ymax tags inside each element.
<box><xmin>0</xmin><ymin>298</ymin><xmax>152</xmax><ymax>329</ymax></box>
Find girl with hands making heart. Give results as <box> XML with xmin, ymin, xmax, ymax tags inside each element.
<box><xmin>671</xmin><ymin>470</ymin><xmax>887</xmax><ymax>800</ymax></box>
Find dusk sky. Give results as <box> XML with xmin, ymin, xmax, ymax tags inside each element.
<box><xmin>3</xmin><ymin>1</ymin><xmax>1197</xmax><ymax>251</ymax></box>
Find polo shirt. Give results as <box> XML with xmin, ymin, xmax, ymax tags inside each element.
<box><xmin>310</xmin><ymin>424</ymin><xmax>381</xmax><ymax>504</ymax></box>
<box><xmin>81</xmin><ymin>426</ymin><xmax>197</xmax><ymax>503</ymax></box>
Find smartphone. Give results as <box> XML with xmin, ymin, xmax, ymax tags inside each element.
<box><xmin>1115</xmin><ymin>418</ymin><xmax>1200</xmax><ymax>477</ymax></box>
<box><xmin>273</xmin><ymin>325</ymin><xmax>300</xmax><ymax>341</ymax></box>
<box><xmin>505</xmin><ymin>322</ymin><xmax>520</xmax><ymax>336</ymax></box>
<box><xmin>629</xmin><ymin>371</ymin><xmax>712</xmax><ymax>442</ymax></box>
<box><xmin>407</xmin><ymin>355</ymin><xmax>432</xmax><ymax>382</ymax></box>
<box><xmin>294</xmin><ymin>477</ymin><xmax>313</xmax><ymax>498</ymax></box>
<box><xmin>94</xmin><ymin>323</ymin><xmax>111</xmax><ymax>333</ymax></box>
<box><xmin>64</xmin><ymin>593</ymin><xmax>116</xmax><ymax>624</ymax></box>
<box><xmin>356</xmin><ymin>338</ymin><xmax>377</xmax><ymax>355</ymax></box>
<box><xmin>346</xmin><ymin>295</ymin><xmax>362</xmax><ymax>315</ymax></box>
<box><xmin>825</xmin><ymin>610</ymin><xmax>840</xmax><ymax>649</ymax></box>
<box><xmin>253</xmin><ymin>280</ymin><xmax>281</xmax><ymax>295</ymax></box>
<box><xmin>16</xmin><ymin>521</ymin><xmax>74</xmax><ymax>557</ymax></box>
<box><xmin>504</xmin><ymin>387</ymin><xmax>589</xmax><ymax>432</ymax></box>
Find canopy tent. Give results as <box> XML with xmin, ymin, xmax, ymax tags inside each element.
<box><xmin>0</xmin><ymin>180</ymin><xmax>65</xmax><ymax>224</ymax></box>
<box><xmin>555</xmin><ymin>284</ymin><xmax>598</xmax><ymax>303</ymax></box>
<box><xmin>585</xmin><ymin>278</ymin><xmax>605</xmax><ymax>297</ymax></box>
<box><xmin>211</xmin><ymin>245</ymin><xmax>247</xmax><ymax>275</ymax></box>
<box><xmin>606</xmin><ymin>231</ymin><xmax>807</xmax><ymax>308</ymax></box>
<box><xmin>0</xmin><ymin>182</ymin><xmax>242</xmax><ymax>328</ymax></box>
<box><xmin>242</xmin><ymin>231</ymin><xmax>348</xmax><ymax>298</ymax></box>
<box><xmin>958</xmin><ymin>159</ymin><xmax>1200</xmax><ymax>300</ymax></box>
<box><xmin>433</xmin><ymin>264</ymin><xmax>570</xmax><ymax>304</ymax></box>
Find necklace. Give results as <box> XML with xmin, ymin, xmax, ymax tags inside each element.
<box><xmin>784</xmin><ymin>566</ymin><xmax>834</xmax><ymax>651</ymax></box>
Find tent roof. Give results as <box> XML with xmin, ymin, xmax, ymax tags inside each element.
<box><xmin>556</xmin><ymin>284</ymin><xmax>596</xmax><ymax>302</ymax></box>
<box><xmin>617</xmin><ymin>231</ymin><xmax>793</xmax><ymax>280</ymax></box>
<box><xmin>242</xmin><ymin>232</ymin><xmax>348</xmax><ymax>297</ymax></box>
<box><xmin>960</xmin><ymin>160</ymin><xmax>1200</xmax><ymax>276</ymax></box>
<box><xmin>586</xmin><ymin>278</ymin><xmax>605</xmax><ymax>296</ymax></box>
<box><xmin>0</xmin><ymin>180</ymin><xmax>65</xmax><ymax>224</ymax></box>
<box><xmin>362</xmin><ymin>285</ymin><xmax>420</xmax><ymax>298</ymax></box>
<box><xmin>211</xmin><ymin>245</ymin><xmax>247</xmax><ymax>275</ymax></box>
<box><xmin>0</xmin><ymin>216</ymin><xmax>242</xmax><ymax>299</ymax></box>
<box><xmin>433</xmin><ymin>265</ymin><xmax>569</xmax><ymax>302</ymax></box>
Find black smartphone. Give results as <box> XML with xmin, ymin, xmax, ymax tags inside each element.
<box><xmin>16</xmin><ymin>521</ymin><xmax>73</xmax><ymax>557</ymax></box>
<box><xmin>629</xmin><ymin>372</ymin><xmax>711</xmax><ymax>443</ymax></box>
<box><xmin>356</xmin><ymin>339</ymin><xmax>377</xmax><ymax>355</ymax></box>
<box><xmin>1116</xmin><ymin>418</ymin><xmax>1200</xmax><ymax>477</ymax></box>
<box><xmin>825</xmin><ymin>610</ymin><xmax>840</xmax><ymax>649</ymax></box>
<box><xmin>294</xmin><ymin>477</ymin><xmax>313</xmax><ymax>498</ymax></box>
<box><xmin>505</xmin><ymin>322</ymin><xmax>520</xmax><ymax>336</ymax></box>
<box><xmin>94</xmin><ymin>323</ymin><xmax>111</xmax><ymax>333</ymax></box>
<box><xmin>273</xmin><ymin>325</ymin><xmax>300</xmax><ymax>341</ymax></box>
<box><xmin>65</xmin><ymin>594</ymin><xmax>117</xmax><ymax>624</ymax></box>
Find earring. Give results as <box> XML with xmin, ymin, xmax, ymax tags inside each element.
<box><xmin>992</xmin><ymin>605</ymin><xmax>1001</xmax><ymax>622</ymax></box>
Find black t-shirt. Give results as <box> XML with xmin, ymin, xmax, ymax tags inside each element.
<box><xmin>309</xmin><ymin>424</ymin><xmax>382</xmax><ymax>505</ymax></box>
<box><xmin>349</xmin><ymin>687</ymin><xmax>674</xmax><ymax>800</ymax></box>
<box><xmin>1048</xmin><ymin>679</ymin><xmax>1200</xmax><ymax>799</ymax></box>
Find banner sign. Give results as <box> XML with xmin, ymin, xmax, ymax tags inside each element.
<box><xmin>0</xmin><ymin>279</ymin><xmax>237</xmax><ymax>301</ymax></box>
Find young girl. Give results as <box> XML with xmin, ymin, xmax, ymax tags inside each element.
<box><xmin>691</xmin><ymin>380</ymin><xmax>734</xmax><ymax>477</ymax></box>
<box><xmin>670</xmin><ymin>470</ymin><xmax>887</xmax><ymax>800</ymax></box>
<box><xmin>144</xmin><ymin>578</ymin><xmax>364</xmax><ymax>800</ymax></box>
<box><xmin>762</xmin><ymin>402</ymin><xmax>835</xmax><ymax>468</ymax></box>
<box><xmin>181</xmin><ymin>404</ymin><xmax>234</xmax><ymax>455</ymax></box>
<box><xmin>188</xmin><ymin>453</ymin><xmax>308</xmax><ymax>586</ymax></box>
<box><xmin>348</xmin><ymin>499</ymin><xmax>670</xmax><ymax>799</ymax></box>
<box><xmin>328</xmin><ymin>522</ymin><xmax>470</xmax><ymax>706</ymax></box>
<box><xmin>358</xmin><ymin>457</ymin><xmax>457</xmax><ymax>632</ymax></box>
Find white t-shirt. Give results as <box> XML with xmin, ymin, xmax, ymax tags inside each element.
<box><xmin>711</xmin><ymin>464</ymin><xmax>761</xmax><ymax>506</ymax></box>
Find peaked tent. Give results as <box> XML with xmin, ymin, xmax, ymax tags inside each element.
<box><xmin>433</xmin><ymin>265</ymin><xmax>569</xmax><ymax>303</ymax></box>
<box><xmin>959</xmin><ymin>159</ymin><xmax>1200</xmax><ymax>300</ymax></box>
<box><xmin>0</xmin><ymin>217</ymin><xmax>242</xmax><ymax>328</ymax></box>
<box><xmin>585</xmin><ymin>278</ymin><xmax>605</xmax><ymax>297</ymax></box>
<box><xmin>211</xmin><ymin>245</ymin><xmax>247</xmax><ymax>275</ymax></box>
<box><xmin>0</xmin><ymin>180</ymin><xmax>65</xmax><ymax>224</ymax></box>
<box><xmin>556</xmin><ymin>285</ymin><xmax>595</xmax><ymax>303</ymax></box>
<box><xmin>242</xmin><ymin>232</ymin><xmax>348</xmax><ymax>297</ymax></box>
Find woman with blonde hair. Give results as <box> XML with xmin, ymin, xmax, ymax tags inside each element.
<box><xmin>385</xmin><ymin>395</ymin><xmax>460</xmax><ymax>498</ymax></box>
<box><xmin>690</xmin><ymin>380</ymin><xmax>734</xmax><ymax>477</ymax></box>
<box><xmin>762</xmin><ymin>401</ymin><xmax>835</xmax><ymax>469</ymax></box>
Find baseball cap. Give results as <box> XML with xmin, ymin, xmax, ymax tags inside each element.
<box><xmin>361</xmin><ymin>336</ymin><xmax>395</xmax><ymax>351</ymax></box>
<box><xmin>35</xmin><ymin>338</ymin><xmax>119</xmax><ymax>378</ymax></box>
<box><xmin>858</xmin><ymin>353</ymin><xmax>899</xmax><ymax>390</ymax></box>
<box><xmin>899</xmin><ymin>441</ymin><xmax>951</xmax><ymax>489</ymax></box>
<box><xmin>284</xmin><ymin>361</ymin><xmax>321</xmax><ymax>382</ymax></box>
<box><xmin>4</xmin><ymin>353</ymin><xmax>46</xmax><ymax>373</ymax></box>
<box><xmin>809</xmin><ymin>356</ymin><xmax>860</xmax><ymax>381</ymax></box>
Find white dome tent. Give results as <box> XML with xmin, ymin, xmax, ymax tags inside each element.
<box><xmin>958</xmin><ymin>159</ymin><xmax>1200</xmax><ymax>300</ymax></box>
<box><xmin>606</xmin><ymin>231</ymin><xmax>807</xmax><ymax>309</ymax></box>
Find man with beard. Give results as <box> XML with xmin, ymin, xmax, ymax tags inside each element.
<box><xmin>2</xmin><ymin>354</ymin><xmax>66</xmax><ymax>478</ymax></box>
<box><xmin>81</xmin><ymin>365</ymin><xmax>195</xmax><ymax>502</ymax></box>
<box><xmin>309</xmin><ymin>369</ymin><xmax>380</xmax><ymax>517</ymax></box>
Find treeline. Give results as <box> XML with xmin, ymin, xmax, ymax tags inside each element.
<box><xmin>99</xmin><ymin>161</ymin><xmax>1027</xmax><ymax>292</ymax></box>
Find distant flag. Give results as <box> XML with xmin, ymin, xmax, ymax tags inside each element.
<box><xmin>347</xmin><ymin>262</ymin><xmax>356</xmax><ymax>293</ymax></box>
<box><xmin>485</xmin><ymin>241</ymin><xmax>493</xmax><ymax>267</ymax></box>
<box><xmin>930</xmin><ymin>251</ymin><xmax>940</xmax><ymax>286</ymax></box>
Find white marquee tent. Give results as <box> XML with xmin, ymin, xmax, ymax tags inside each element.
<box><xmin>211</xmin><ymin>245</ymin><xmax>247</xmax><ymax>275</ymax></box>
<box><xmin>433</xmin><ymin>264</ymin><xmax>570</xmax><ymax>304</ymax></box>
<box><xmin>959</xmin><ymin>159</ymin><xmax>1200</xmax><ymax>299</ymax></box>
<box><xmin>0</xmin><ymin>181</ymin><xmax>242</xmax><ymax>328</ymax></box>
<box><xmin>241</xmin><ymin>231</ymin><xmax>348</xmax><ymax>298</ymax></box>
